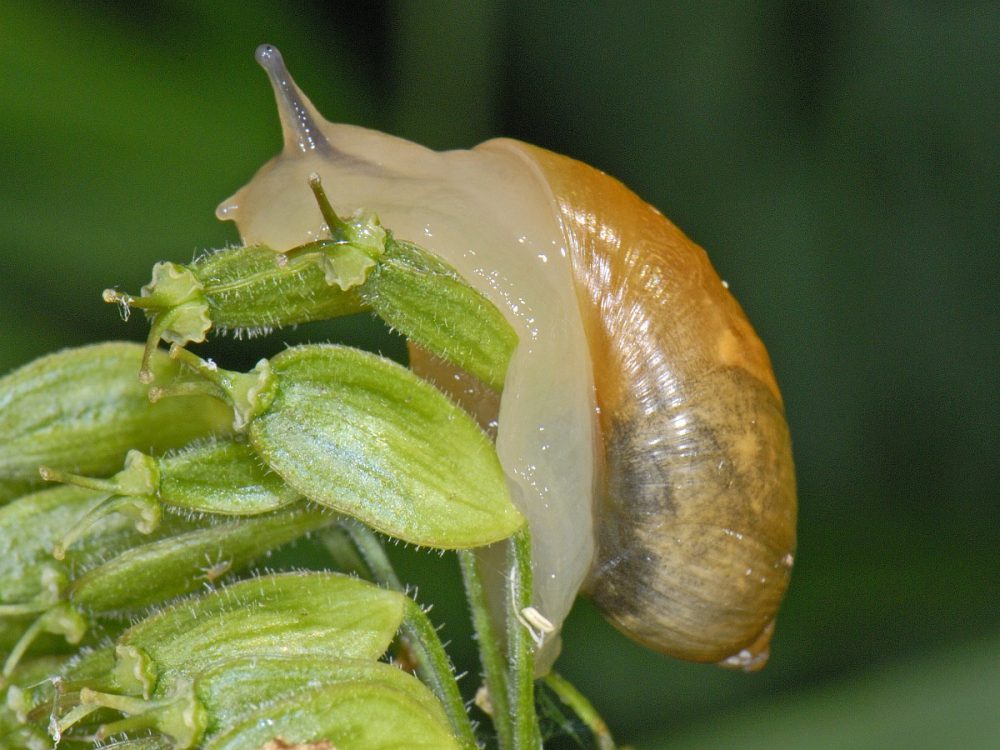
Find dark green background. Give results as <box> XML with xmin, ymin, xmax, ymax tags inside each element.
<box><xmin>2</xmin><ymin>3</ymin><xmax>997</xmax><ymax>747</ymax></box>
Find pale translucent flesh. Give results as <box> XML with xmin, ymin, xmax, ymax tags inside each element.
<box><xmin>215</xmin><ymin>46</ymin><xmax>597</xmax><ymax>664</ymax></box>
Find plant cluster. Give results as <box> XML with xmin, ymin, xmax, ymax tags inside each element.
<box><xmin>0</xmin><ymin>184</ymin><xmax>613</xmax><ymax>749</ymax></box>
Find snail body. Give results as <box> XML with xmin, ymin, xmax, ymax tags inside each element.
<box><xmin>219</xmin><ymin>45</ymin><xmax>796</xmax><ymax>672</ymax></box>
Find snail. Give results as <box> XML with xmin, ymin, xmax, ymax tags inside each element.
<box><xmin>217</xmin><ymin>45</ymin><xmax>796</xmax><ymax>673</ymax></box>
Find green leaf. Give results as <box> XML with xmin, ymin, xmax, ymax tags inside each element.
<box><xmin>204</xmin><ymin>679</ymin><xmax>461</xmax><ymax>750</ymax></box>
<box><xmin>248</xmin><ymin>344</ymin><xmax>523</xmax><ymax>548</ymax></box>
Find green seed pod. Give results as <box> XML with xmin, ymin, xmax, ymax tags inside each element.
<box><xmin>42</xmin><ymin>439</ymin><xmax>300</xmax><ymax>555</ymax></box>
<box><xmin>105</xmin><ymin>191</ymin><xmax>382</xmax><ymax>382</ymax></box>
<box><xmin>159</xmin><ymin>344</ymin><xmax>523</xmax><ymax>549</ymax></box>
<box><xmin>83</xmin><ymin>572</ymin><xmax>405</xmax><ymax>700</ymax></box>
<box><xmin>0</xmin><ymin>606</ymin><xmax>88</xmax><ymax>690</ymax></box>
<box><xmin>3</xmin><ymin>506</ymin><xmax>329</xmax><ymax>684</ymax></box>
<box><xmin>203</xmin><ymin>680</ymin><xmax>460</xmax><ymax>750</ymax></box>
<box><xmin>197</xmin><ymin>656</ymin><xmax>451</xmax><ymax>738</ymax></box>
<box><xmin>359</xmin><ymin>236</ymin><xmax>518</xmax><ymax>391</ymax></box>
<box><xmin>0</xmin><ymin>485</ymin><xmax>201</xmax><ymax>684</ymax></box>
<box><xmin>155</xmin><ymin>438</ymin><xmax>297</xmax><ymax>516</ymax></box>
<box><xmin>0</xmin><ymin>342</ymin><xmax>232</xmax><ymax>486</ymax></box>
<box><xmin>2</xmin><ymin>656</ymin><xmax>67</xmax><ymax>742</ymax></box>
<box><xmin>112</xmin><ymin>176</ymin><xmax>516</xmax><ymax>392</ymax></box>
<box><xmin>80</xmin><ymin>655</ymin><xmax>453</xmax><ymax>749</ymax></box>
<box><xmin>35</xmin><ymin>647</ymin><xmax>123</xmax><ymax>744</ymax></box>
<box><xmin>0</xmin><ymin>485</ymin><xmax>145</xmax><ymax>617</ymax></box>
<box><xmin>5</xmin><ymin>509</ymin><xmax>327</xmax><ymax>705</ymax></box>
<box><xmin>105</xmin><ymin>244</ymin><xmax>367</xmax><ymax>383</ymax></box>
<box><xmin>307</xmin><ymin>175</ymin><xmax>516</xmax><ymax>391</ymax></box>
<box><xmin>66</xmin><ymin>504</ymin><xmax>330</xmax><ymax>615</ymax></box>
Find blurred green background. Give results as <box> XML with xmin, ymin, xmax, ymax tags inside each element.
<box><xmin>1</xmin><ymin>2</ymin><xmax>997</xmax><ymax>747</ymax></box>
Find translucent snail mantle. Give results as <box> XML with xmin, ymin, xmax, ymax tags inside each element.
<box><xmin>219</xmin><ymin>44</ymin><xmax>797</xmax><ymax>673</ymax></box>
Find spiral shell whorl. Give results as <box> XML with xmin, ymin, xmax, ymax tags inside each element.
<box><xmin>522</xmin><ymin>144</ymin><xmax>797</xmax><ymax>665</ymax></box>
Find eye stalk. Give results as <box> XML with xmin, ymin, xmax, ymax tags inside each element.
<box><xmin>254</xmin><ymin>43</ymin><xmax>334</xmax><ymax>156</ymax></box>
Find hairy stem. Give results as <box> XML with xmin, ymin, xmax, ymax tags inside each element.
<box><xmin>324</xmin><ymin>522</ymin><xmax>479</xmax><ymax>750</ymax></box>
<box><xmin>508</xmin><ymin>528</ymin><xmax>542</xmax><ymax>750</ymax></box>
<box><xmin>458</xmin><ymin>548</ymin><xmax>512</xmax><ymax>748</ymax></box>
<box><xmin>543</xmin><ymin>672</ymin><xmax>616</xmax><ymax>750</ymax></box>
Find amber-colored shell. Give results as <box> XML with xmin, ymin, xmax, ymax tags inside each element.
<box><xmin>521</xmin><ymin>144</ymin><xmax>797</xmax><ymax>667</ymax></box>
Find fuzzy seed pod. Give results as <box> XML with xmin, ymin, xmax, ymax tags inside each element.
<box><xmin>158</xmin><ymin>344</ymin><xmax>523</xmax><ymax>549</ymax></box>
<box><xmin>111</xmin><ymin>213</ymin><xmax>516</xmax><ymax>391</ymax></box>
<box><xmin>0</xmin><ymin>342</ymin><xmax>232</xmax><ymax>492</ymax></box>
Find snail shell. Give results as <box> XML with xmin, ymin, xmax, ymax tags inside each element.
<box><xmin>218</xmin><ymin>45</ymin><xmax>796</xmax><ymax>673</ymax></box>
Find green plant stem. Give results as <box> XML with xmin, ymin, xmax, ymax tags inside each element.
<box><xmin>458</xmin><ymin>548</ymin><xmax>513</xmax><ymax>749</ymax></box>
<box><xmin>340</xmin><ymin>520</ymin><xmax>404</xmax><ymax>590</ymax></box>
<box><xmin>52</xmin><ymin>702</ymin><xmax>101</xmax><ymax>739</ymax></box>
<box><xmin>401</xmin><ymin>598</ymin><xmax>478</xmax><ymax>750</ymax></box>
<box><xmin>543</xmin><ymin>672</ymin><xmax>616</xmax><ymax>750</ymax></box>
<box><xmin>326</xmin><ymin>522</ymin><xmax>479</xmax><ymax>750</ymax></box>
<box><xmin>317</xmin><ymin>523</ymin><xmax>369</xmax><ymax>578</ymax></box>
<box><xmin>508</xmin><ymin>528</ymin><xmax>542</xmax><ymax>750</ymax></box>
<box><xmin>0</xmin><ymin>600</ymin><xmax>49</xmax><ymax>617</ymax></box>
